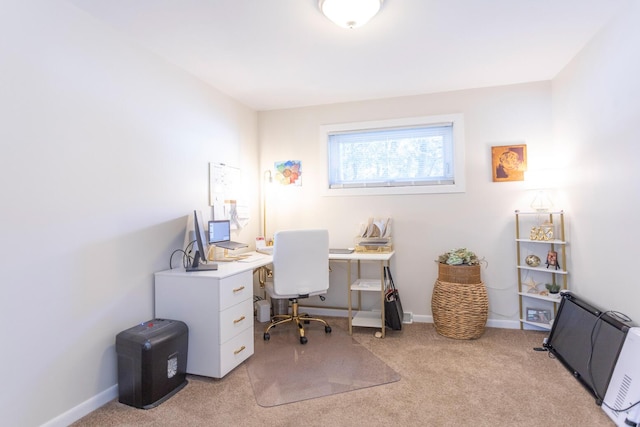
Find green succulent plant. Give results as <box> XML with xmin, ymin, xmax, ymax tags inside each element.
<box><xmin>545</xmin><ymin>283</ymin><xmax>561</xmax><ymax>293</ymax></box>
<box><xmin>437</xmin><ymin>248</ymin><xmax>483</xmax><ymax>266</ymax></box>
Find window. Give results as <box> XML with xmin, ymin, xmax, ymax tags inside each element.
<box><xmin>320</xmin><ymin>114</ymin><xmax>465</xmax><ymax>196</ymax></box>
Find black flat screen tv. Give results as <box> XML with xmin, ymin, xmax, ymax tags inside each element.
<box><xmin>546</xmin><ymin>292</ymin><xmax>630</xmax><ymax>403</ymax></box>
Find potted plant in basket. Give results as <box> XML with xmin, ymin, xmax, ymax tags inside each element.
<box><xmin>432</xmin><ymin>248</ymin><xmax>488</xmax><ymax>339</ymax></box>
<box><xmin>437</xmin><ymin>248</ymin><xmax>483</xmax><ymax>266</ymax></box>
<box><xmin>436</xmin><ymin>248</ymin><xmax>486</xmax><ymax>284</ymax></box>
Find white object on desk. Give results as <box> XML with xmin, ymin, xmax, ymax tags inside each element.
<box><xmin>236</xmin><ymin>253</ymin><xmax>268</xmax><ymax>263</ymax></box>
<box><xmin>256</xmin><ymin>246</ymin><xmax>274</xmax><ymax>255</ymax></box>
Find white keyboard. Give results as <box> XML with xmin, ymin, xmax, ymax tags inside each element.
<box><xmin>236</xmin><ymin>253</ymin><xmax>269</xmax><ymax>263</ymax></box>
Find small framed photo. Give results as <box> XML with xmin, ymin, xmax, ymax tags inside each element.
<box><xmin>526</xmin><ymin>307</ymin><xmax>551</xmax><ymax>323</ymax></box>
<box><xmin>546</xmin><ymin>250</ymin><xmax>560</xmax><ymax>270</ymax></box>
<box><xmin>491</xmin><ymin>144</ymin><xmax>527</xmax><ymax>182</ymax></box>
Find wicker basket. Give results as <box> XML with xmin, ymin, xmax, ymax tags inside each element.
<box><xmin>431</xmin><ymin>279</ymin><xmax>488</xmax><ymax>340</ymax></box>
<box><xmin>437</xmin><ymin>263</ymin><xmax>481</xmax><ymax>284</ymax></box>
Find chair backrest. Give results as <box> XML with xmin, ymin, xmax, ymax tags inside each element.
<box><xmin>272</xmin><ymin>229</ymin><xmax>329</xmax><ymax>297</ymax></box>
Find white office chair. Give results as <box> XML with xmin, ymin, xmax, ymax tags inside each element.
<box><xmin>263</xmin><ymin>229</ymin><xmax>332</xmax><ymax>344</ymax></box>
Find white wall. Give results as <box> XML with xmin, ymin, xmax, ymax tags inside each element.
<box><xmin>3</xmin><ymin>0</ymin><xmax>637</xmax><ymax>424</ymax></box>
<box><xmin>0</xmin><ymin>1</ymin><xmax>259</xmax><ymax>426</ymax></box>
<box><xmin>258</xmin><ymin>82</ymin><xmax>553</xmax><ymax>326</ymax></box>
<box><xmin>552</xmin><ymin>0</ymin><xmax>640</xmax><ymax>321</ymax></box>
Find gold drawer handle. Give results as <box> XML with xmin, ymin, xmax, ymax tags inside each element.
<box><xmin>234</xmin><ymin>345</ymin><xmax>246</xmax><ymax>355</ymax></box>
<box><xmin>232</xmin><ymin>286</ymin><xmax>245</xmax><ymax>293</ymax></box>
<box><xmin>233</xmin><ymin>316</ymin><xmax>246</xmax><ymax>324</ymax></box>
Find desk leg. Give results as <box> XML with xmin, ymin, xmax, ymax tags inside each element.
<box><xmin>347</xmin><ymin>260</ymin><xmax>352</xmax><ymax>335</ymax></box>
<box><xmin>380</xmin><ymin>260</ymin><xmax>386</xmax><ymax>338</ymax></box>
<box><xmin>357</xmin><ymin>260</ymin><xmax>363</xmax><ymax>310</ymax></box>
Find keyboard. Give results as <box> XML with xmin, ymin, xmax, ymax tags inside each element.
<box><xmin>329</xmin><ymin>248</ymin><xmax>355</xmax><ymax>254</ymax></box>
<box><xmin>236</xmin><ymin>253</ymin><xmax>268</xmax><ymax>263</ymax></box>
<box><xmin>256</xmin><ymin>247</ymin><xmax>274</xmax><ymax>255</ymax></box>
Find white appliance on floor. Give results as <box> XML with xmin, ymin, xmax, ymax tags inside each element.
<box><xmin>603</xmin><ymin>327</ymin><xmax>640</xmax><ymax>426</ymax></box>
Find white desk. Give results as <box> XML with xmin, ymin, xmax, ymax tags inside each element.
<box><xmin>154</xmin><ymin>252</ymin><xmax>272</xmax><ymax>378</ymax></box>
<box><xmin>154</xmin><ymin>250</ymin><xmax>395</xmax><ymax>378</ymax></box>
<box><xmin>328</xmin><ymin>251</ymin><xmax>395</xmax><ymax>338</ymax></box>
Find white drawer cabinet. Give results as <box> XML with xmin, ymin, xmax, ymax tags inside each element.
<box><xmin>154</xmin><ymin>269</ymin><xmax>255</xmax><ymax>378</ymax></box>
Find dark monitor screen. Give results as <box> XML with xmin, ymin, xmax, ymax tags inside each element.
<box><xmin>186</xmin><ymin>210</ymin><xmax>217</xmax><ymax>271</ymax></box>
<box><xmin>546</xmin><ymin>292</ymin><xmax>629</xmax><ymax>402</ymax></box>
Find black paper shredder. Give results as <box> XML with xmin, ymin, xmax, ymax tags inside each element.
<box><xmin>115</xmin><ymin>318</ymin><xmax>188</xmax><ymax>409</ymax></box>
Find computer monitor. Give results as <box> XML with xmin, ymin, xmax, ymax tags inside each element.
<box><xmin>186</xmin><ymin>210</ymin><xmax>217</xmax><ymax>272</ymax></box>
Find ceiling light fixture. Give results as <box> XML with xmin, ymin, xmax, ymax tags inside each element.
<box><xmin>319</xmin><ymin>0</ymin><xmax>383</xmax><ymax>29</ymax></box>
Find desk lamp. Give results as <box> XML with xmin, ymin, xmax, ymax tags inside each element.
<box><xmin>262</xmin><ymin>170</ymin><xmax>273</xmax><ymax>244</ymax></box>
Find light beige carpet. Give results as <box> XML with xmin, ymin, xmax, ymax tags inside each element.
<box><xmin>246</xmin><ymin>319</ymin><xmax>400</xmax><ymax>406</ymax></box>
<box><xmin>73</xmin><ymin>318</ymin><xmax>615</xmax><ymax>426</ymax></box>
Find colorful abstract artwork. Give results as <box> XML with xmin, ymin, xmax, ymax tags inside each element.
<box><xmin>274</xmin><ymin>160</ymin><xmax>302</xmax><ymax>186</ymax></box>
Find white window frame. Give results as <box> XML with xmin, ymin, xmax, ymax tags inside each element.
<box><xmin>319</xmin><ymin>114</ymin><xmax>465</xmax><ymax>196</ymax></box>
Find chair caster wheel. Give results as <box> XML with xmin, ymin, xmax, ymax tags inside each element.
<box><xmin>300</xmin><ymin>336</ymin><xmax>308</xmax><ymax>344</ymax></box>
<box><xmin>325</xmin><ymin>326</ymin><xmax>332</xmax><ymax>333</ymax></box>
<box><xmin>264</xmin><ymin>333</ymin><xmax>270</xmax><ymax>341</ymax></box>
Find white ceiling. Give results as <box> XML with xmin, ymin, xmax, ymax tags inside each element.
<box><xmin>67</xmin><ymin>0</ymin><xmax>626</xmax><ymax>111</ymax></box>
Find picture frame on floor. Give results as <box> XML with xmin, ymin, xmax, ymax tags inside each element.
<box><xmin>526</xmin><ymin>307</ymin><xmax>551</xmax><ymax>323</ymax></box>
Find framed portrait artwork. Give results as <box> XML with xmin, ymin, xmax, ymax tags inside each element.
<box><xmin>491</xmin><ymin>144</ymin><xmax>527</xmax><ymax>182</ymax></box>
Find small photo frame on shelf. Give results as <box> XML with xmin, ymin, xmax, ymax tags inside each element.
<box><xmin>526</xmin><ymin>307</ymin><xmax>552</xmax><ymax>323</ymax></box>
<box><xmin>546</xmin><ymin>250</ymin><xmax>560</xmax><ymax>269</ymax></box>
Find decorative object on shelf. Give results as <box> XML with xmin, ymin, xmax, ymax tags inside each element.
<box><xmin>491</xmin><ymin>144</ymin><xmax>527</xmax><ymax>182</ymax></box>
<box><xmin>529</xmin><ymin>226</ymin><xmax>539</xmax><ymax>240</ymax></box>
<box><xmin>526</xmin><ymin>307</ymin><xmax>552</xmax><ymax>323</ymax></box>
<box><xmin>525</xmin><ymin>254</ymin><xmax>541</xmax><ymax>267</ymax></box>
<box><xmin>524</xmin><ymin>277</ymin><xmax>539</xmax><ymax>293</ymax></box>
<box><xmin>432</xmin><ymin>248</ymin><xmax>488</xmax><ymax>339</ymax></box>
<box><xmin>545</xmin><ymin>283</ymin><xmax>561</xmax><ymax>294</ymax></box>
<box><xmin>546</xmin><ymin>250</ymin><xmax>560</xmax><ymax>270</ymax></box>
<box><xmin>524</xmin><ymin>169</ymin><xmax>557</xmax><ymax>212</ymax></box>
<box><xmin>530</xmin><ymin>190</ymin><xmax>554</xmax><ymax>212</ymax></box>
<box><xmin>529</xmin><ymin>222</ymin><xmax>554</xmax><ymax>241</ymax></box>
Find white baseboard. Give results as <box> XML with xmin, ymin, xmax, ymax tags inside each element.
<box><xmin>487</xmin><ymin>319</ymin><xmax>521</xmax><ymax>329</ymax></box>
<box><xmin>299</xmin><ymin>307</ymin><xmax>521</xmax><ymax>329</ymax></box>
<box><xmin>42</xmin><ymin>384</ymin><xmax>118</xmax><ymax>427</ymax></box>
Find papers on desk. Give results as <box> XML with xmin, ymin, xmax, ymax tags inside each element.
<box><xmin>360</xmin><ymin>217</ymin><xmax>392</xmax><ymax>239</ymax></box>
<box><xmin>356</xmin><ymin>217</ymin><xmax>393</xmax><ymax>253</ymax></box>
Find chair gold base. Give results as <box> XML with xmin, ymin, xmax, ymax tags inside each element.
<box><xmin>263</xmin><ymin>298</ymin><xmax>331</xmax><ymax>344</ymax></box>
